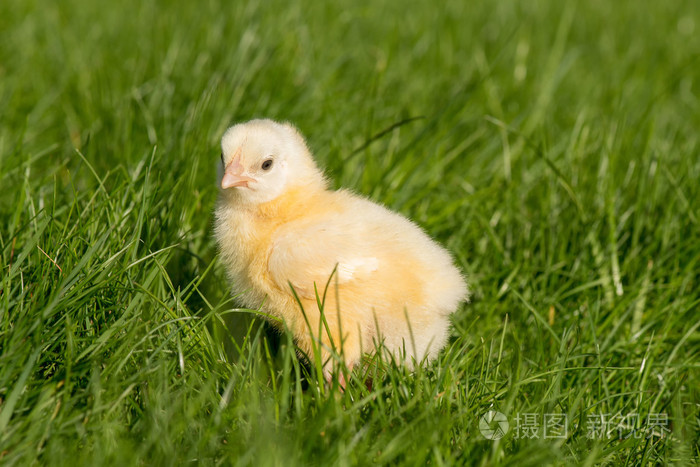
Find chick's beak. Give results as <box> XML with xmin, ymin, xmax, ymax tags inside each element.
<box><xmin>221</xmin><ymin>150</ymin><xmax>255</xmax><ymax>189</ymax></box>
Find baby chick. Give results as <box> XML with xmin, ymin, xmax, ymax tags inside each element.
<box><xmin>214</xmin><ymin>119</ymin><xmax>467</xmax><ymax>382</ymax></box>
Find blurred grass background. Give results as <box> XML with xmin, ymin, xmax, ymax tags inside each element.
<box><xmin>1</xmin><ymin>0</ymin><xmax>699</xmax><ymax>464</ymax></box>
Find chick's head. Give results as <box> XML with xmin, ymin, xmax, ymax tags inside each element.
<box><xmin>218</xmin><ymin>119</ymin><xmax>325</xmax><ymax>204</ymax></box>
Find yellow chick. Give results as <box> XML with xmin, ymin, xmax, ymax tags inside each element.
<box><xmin>214</xmin><ymin>119</ymin><xmax>467</xmax><ymax>382</ymax></box>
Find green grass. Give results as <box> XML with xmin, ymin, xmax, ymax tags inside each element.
<box><xmin>1</xmin><ymin>0</ymin><xmax>699</xmax><ymax>464</ymax></box>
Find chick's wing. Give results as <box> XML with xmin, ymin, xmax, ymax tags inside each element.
<box><xmin>268</xmin><ymin>221</ymin><xmax>379</xmax><ymax>299</ymax></box>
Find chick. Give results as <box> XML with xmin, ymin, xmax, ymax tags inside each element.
<box><xmin>214</xmin><ymin>119</ymin><xmax>467</xmax><ymax>382</ymax></box>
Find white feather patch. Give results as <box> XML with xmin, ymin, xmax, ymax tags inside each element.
<box><xmin>337</xmin><ymin>257</ymin><xmax>379</xmax><ymax>282</ymax></box>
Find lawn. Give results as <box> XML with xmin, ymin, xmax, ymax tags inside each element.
<box><xmin>1</xmin><ymin>0</ymin><xmax>699</xmax><ymax>464</ymax></box>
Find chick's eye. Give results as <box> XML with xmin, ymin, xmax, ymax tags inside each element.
<box><xmin>261</xmin><ymin>158</ymin><xmax>273</xmax><ymax>171</ymax></box>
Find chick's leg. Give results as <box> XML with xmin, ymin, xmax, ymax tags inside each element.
<box><xmin>296</xmin><ymin>305</ymin><xmax>362</xmax><ymax>388</ymax></box>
